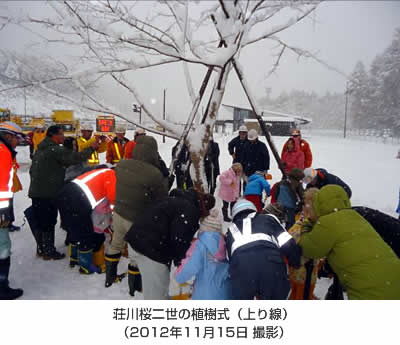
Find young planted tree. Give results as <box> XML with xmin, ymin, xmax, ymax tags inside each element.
<box><xmin>0</xmin><ymin>0</ymin><xmax>321</xmax><ymax>191</ymax></box>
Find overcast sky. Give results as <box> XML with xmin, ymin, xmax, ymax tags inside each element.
<box><xmin>1</xmin><ymin>1</ymin><xmax>399</xmax><ymax>119</ymax></box>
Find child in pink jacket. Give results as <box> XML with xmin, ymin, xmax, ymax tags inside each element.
<box><xmin>218</xmin><ymin>163</ymin><xmax>242</xmax><ymax>222</ymax></box>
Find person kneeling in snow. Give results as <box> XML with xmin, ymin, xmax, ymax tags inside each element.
<box><xmin>124</xmin><ymin>189</ymin><xmax>215</xmax><ymax>300</ymax></box>
<box><xmin>271</xmin><ymin>168</ymin><xmax>305</xmax><ymax>230</ymax></box>
<box><xmin>56</xmin><ymin>167</ymin><xmax>116</xmax><ymax>275</ymax></box>
<box><xmin>244</xmin><ymin>171</ymin><xmax>271</xmax><ymax>212</ymax></box>
<box><xmin>303</xmin><ymin>167</ymin><xmax>352</xmax><ymax>199</ymax></box>
<box><xmin>175</xmin><ymin>209</ymin><xmax>232</xmax><ymax>300</ymax></box>
<box><xmin>226</xmin><ymin>199</ymin><xmax>301</xmax><ymax>300</ymax></box>
<box><xmin>299</xmin><ymin>185</ymin><xmax>400</xmax><ymax>299</ymax></box>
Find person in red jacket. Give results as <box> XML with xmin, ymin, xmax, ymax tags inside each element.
<box><xmin>124</xmin><ymin>128</ymin><xmax>146</xmax><ymax>159</ymax></box>
<box><xmin>0</xmin><ymin>121</ymin><xmax>24</xmax><ymax>299</ymax></box>
<box><xmin>281</xmin><ymin>129</ymin><xmax>313</xmax><ymax>168</ymax></box>
<box><xmin>281</xmin><ymin>137</ymin><xmax>305</xmax><ymax>175</ymax></box>
<box><xmin>57</xmin><ymin>168</ymin><xmax>116</xmax><ymax>275</ymax></box>
<box><xmin>106</xmin><ymin>126</ymin><xmax>129</xmax><ymax>164</ymax></box>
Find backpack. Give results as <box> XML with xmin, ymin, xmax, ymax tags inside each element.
<box><xmin>270</xmin><ymin>182</ymin><xmax>281</xmax><ymax>204</ymax></box>
<box><xmin>353</xmin><ymin>206</ymin><xmax>400</xmax><ymax>258</ymax></box>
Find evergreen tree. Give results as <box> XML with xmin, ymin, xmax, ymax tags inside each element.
<box><xmin>348</xmin><ymin>61</ymin><xmax>370</xmax><ymax>129</ymax></box>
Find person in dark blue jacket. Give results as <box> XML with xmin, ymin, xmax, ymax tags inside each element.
<box><xmin>228</xmin><ymin>125</ymin><xmax>248</xmax><ymax>165</ymax></box>
<box><xmin>241</xmin><ymin>129</ymin><xmax>270</xmax><ymax>180</ymax></box>
<box><xmin>225</xmin><ymin>199</ymin><xmax>301</xmax><ymax>300</ymax></box>
<box><xmin>272</xmin><ymin>168</ymin><xmax>305</xmax><ymax>230</ymax></box>
<box><xmin>304</xmin><ymin>167</ymin><xmax>352</xmax><ymax>198</ymax></box>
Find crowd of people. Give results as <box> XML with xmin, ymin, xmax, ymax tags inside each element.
<box><xmin>0</xmin><ymin>120</ymin><xmax>399</xmax><ymax>300</ymax></box>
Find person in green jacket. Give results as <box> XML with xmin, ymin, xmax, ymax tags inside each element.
<box><xmin>28</xmin><ymin>125</ymin><xmax>99</xmax><ymax>260</ymax></box>
<box><xmin>299</xmin><ymin>184</ymin><xmax>400</xmax><ymax>300</ymax></box>
<box><xmin>105</xmin><ymin>135</ymin><xmax>169</xmax><ymax>297</ymax></box>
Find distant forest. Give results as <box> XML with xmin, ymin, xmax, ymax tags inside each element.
<box><xmin>259</xmin><ymin>28</ymin><xmax>400</xmax><ymax>137</ymax></box>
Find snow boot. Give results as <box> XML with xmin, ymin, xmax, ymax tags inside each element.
<box><xmin>325</xmin><ymin>275</ymin><xmax>344</xmax><ymax>300</ymax></box>
<box><xmin>0</xmin><ymin>257</ymin><xmax>23</xmax><ymax>300</ymax></box>
<box><xmin>93</xmin><ymin>244</ymin><xmax>106</xmax><ymax>273</ymax></box>
<box><xmin>78</xmin><ymin>249</ymin><xmax>100</xmax><ymax>275</ymax></box>
<box><xmin>222</xmin><ymin>206</ymin><xmax>231</xmax><ymax>222</ymax></box>
<box><xmin>128</xmin><ymin>264</ymin><xmax>142</xmax><ymax>297</ymax></box>
<box><xmin>105</xmin><ymin>252</ymin><xmax>124</xmax><ymax>287</ymax></box>
<box><xmin>68</xmin><ymin>243</ymin><xmax>79</xmax><ymax>268</ymax></box>
<box><xmin>41</xmin><ymin>231</ymin><xmax>65</xmax><ymax>260</ymax></box>
<box><xmin>8</xmin><ymin>224</ymin><xmax>21</xmax><ymax>232</ymax></box>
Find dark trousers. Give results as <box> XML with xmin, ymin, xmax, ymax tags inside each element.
<box><xmin>285</xmin><ymin>208</ymin><xmax>296</xmax><ymax>230</ymax></box>
<box><xmin>222</xmin><ymin>201</ymin><xmax>235</xmax><ymax>218</ymax></box>
<box><xmin>205</xmin><ymin>167</ymin><xmax>217</xmax><ymax>196</ymax></box>
<box><xmin>57</xmin><ymin>183</ymin><xmax>104</xmax><ymax>251</ymax></box>
<box><xmin>9</xmin><ymin>198</ymin><xmax>15</xmax><ymax>224</ymax></box>
<box><xmin>31</xmin><ymin>198</ymin><xmax>58</xmax><ymax>235</ymax></box>
<box><xmin>229</xmin><ymin>247</ymin><xmax>291</xmax><ymax>300</ymax></box>
<box><xmin>175</xmin><ymin>170</ymin><xmax>193</xmax><ymax>190</ymax></box>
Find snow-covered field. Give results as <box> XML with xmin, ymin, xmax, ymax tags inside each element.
<box><xmin>8</xmin><ymin>130</ymin><xmax>400</xmax><ymax>299</ymax></box>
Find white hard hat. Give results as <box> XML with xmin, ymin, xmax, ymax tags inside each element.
<box><xmin>135</xmin><ymin>127</ymin><xmax>145</xmax><ymax>135</ymax></box>
<box><xmin>81</xmin><ymin>123</ymin><xmax>93</xmax><ymax>131</ymax></box>
<box><xmin>115</xmin><ymin>125</ymin><xmax>126</xmax><ymax>133</ymax></box>
<box><xmin>303</xmin><ymin>167</ymin><xmax>317</xmax><ymax>184</ymax></box>
<box><xmin>247</xmin><ymin>129</ymin><xmax>258</xmax><ymax>140</ymax></box>
<box><xmin>0</xmin><ymin>121</ymin><xmax>23</xmax><ymax>137</ymax></box>
<box><xmin>238</xmin><ymin>125</ymin><xmax>248</xmax><ymax>133</ymax></box>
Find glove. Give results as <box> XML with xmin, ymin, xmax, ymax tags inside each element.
<box><xmin>0</xmin><ymin>207</ymin><xmax>11</xmax><ymax>228</ymax></box>
<box><xmin>318</xmin><ymin>260</ymin><xmax>335</xmax><ymax>279</ymax></box>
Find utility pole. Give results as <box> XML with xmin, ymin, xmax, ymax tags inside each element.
<box><xmin>344</xmin><ymin>81</ymin><xmax>349</xmax><ymax>139</ymax></box>
<box><xmin>24</xmin><ymin>87</ymin><xmax>27</xmax><ymax>116</ymax></box>
<box><xmin>163</xmin><ymin>89</ymin><xmax>166</xmax><ymax>143</ymax></box>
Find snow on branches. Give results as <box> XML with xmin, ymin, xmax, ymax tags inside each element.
<box><xmin>0</xmin><ymin>0</ymin><xmax>323</xmax><ymax>190</ymax></box>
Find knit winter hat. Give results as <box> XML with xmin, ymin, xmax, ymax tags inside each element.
<box><xmin>199</xmin><ymin>208</ymin><xmax>222</xmax><ymax>234</ymax></box>
<box><xmin>232</xmin><ymin>199</ymin><xmax>257</xmax><ymax>219</ymax></box>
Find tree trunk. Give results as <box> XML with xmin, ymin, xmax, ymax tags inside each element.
<box><xmin>187</xmin><ymin>65</ymin><xmax>231</xmax><ymax>193</ymax></box>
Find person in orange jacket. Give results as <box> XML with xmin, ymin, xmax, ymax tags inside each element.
<box><xmin>106</xmin><ymin>126</ymin><xmax>129</xmax><ymax>164</ymax></box>
<box><xmin>0</xmin><ymin>121</ymin><xmax>24</xmax><ymax>299</ymax></box>
<box><xmin>281</xmin><ymin>129</ymin><xmax>313</xmax><ymax>168</ymax></box>
<box><xmin>124</xmin><ymin>127</ymin><xmax>146</xmax><ymax>159</ymax></box>
<box><xmin>56</xmin><ymin>167</ymin><xmax>116</xmax><ymax>275</ymax></box>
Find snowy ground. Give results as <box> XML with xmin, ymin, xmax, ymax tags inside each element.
<box><xmin>9</xmin><ymin>130</ymin><xmax>400</xmax><ymax>299</ymax></box>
